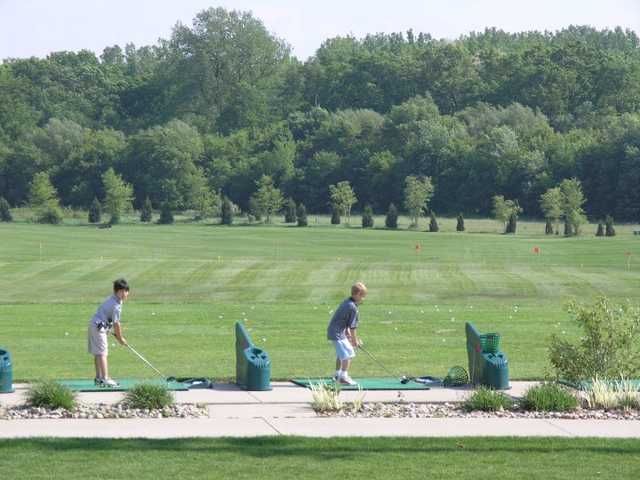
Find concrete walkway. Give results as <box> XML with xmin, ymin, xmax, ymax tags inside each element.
<box><xmin>2</xmin><ymin>382</ymin><xmax>639</xmax><ymax>439</ymax></box>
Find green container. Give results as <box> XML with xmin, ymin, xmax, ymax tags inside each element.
<box><xmin>484</xmin><ymin>353</ymin><xmax>509</xmax><ymax>390</ymax></box>
<box><xmin>480</xmin><ymin>333</ymin><xmax>501</xmax><ymax>354</ymax></box>
<box><xmin>0</xmin><ymin>348</ymin><xmax>14</xmax><ymax>393</ymax></box>
<box><xmin>243</xmin><ymin>347</ymin><xmax>271</xmax><ymax>391</ymax></box>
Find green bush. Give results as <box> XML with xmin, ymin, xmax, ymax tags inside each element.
<box><xmin>595</xmin><ymin>222</ymin><xmax>604</xmax><ymax>236</ymax></box>
<box><xmin>296</xmin><ymin>203</ymin><xmax>308</xmax><ymax>227</ymax></box>
<box><xmin>38</xmin><ymin>206</ymin><xmax>63</xmax><ymax>224</ymax></box>
<box><xmin>545</xmin><ymin>220</ymin><xmax>554</xmax><ymax>235</ymax></box>
<box><xmin>331</xmin><ymin>205</ymin><xmax>341</xmax><ymax>225</ymax></box>
<box><xmin>26</xmin><ymin>380</ymin><xmax>76</xmax><ymax>410</ymax></box>
<box><xmin>463</xmin><ymin>387</ymin><xmax>513</xmax><ymax>412</ymax></box>
<box><xmin>140</xmin><ymin>196</ymin><xmax>153</xmax><ymax>223</ymax></box>
<box><xmin>362</xmin><ymin>205</ymin><xmax>374</xmax><ymax>228</ymax></box>
<box><xmin>0</xmin><ymin>196</ymin><xmax>13</xmax><ymax>222</ymax></box>
<box><xmin>385</xmin><ymin>203</ymin><xmax>398</xmax><ymax>229</ymax></box>
<box><xmin>124</xmin><ymin>383</ymin><xmax>174</xmax><ymax>410</ymax></box>
<box><xmin>221</xmin><ymin>197</ymin><xmax>233</xmax><ymax>225</ymax></box>
<box><xmin>88</xmin><ymin>197</ymin><xmax>102</xmax><ymax>224</ymax></box>
<box><xmin>158</xmin><ymin>203</ymin><xmax>174</xmax><ymax>224</ymax></box>
<box><xmin>605</xmin><ymin>215</ymin><xmax>616</xmax><ymax>237</ymax></box>
<box><xmin>522</xmin><ymin>383</ymin><xmax>579</xmax><ymax>412</ymax></box>
<box><xmin>428</xmin><ymin>211</ymin><xmax>438</xmax><ymax>232</ymax></box>
<box><xmin>284</xmin><ymin>198</ymin><xmax>297</xmax><ymax>223</ymax></box>
<box><xmin>549</xmin><ymin>296</ymin><xmax>640</xmax><ymax>382</ymax></box>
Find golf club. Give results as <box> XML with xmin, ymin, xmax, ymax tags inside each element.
<box><xmin>118</xmin><ymin>337</ymin><xmax>176</xmax><ymax>382</ymax></box>
<box><xmin>358</xmin><ymin>344</ymin><xmax>412</xmax><ymax>384</ymax></box>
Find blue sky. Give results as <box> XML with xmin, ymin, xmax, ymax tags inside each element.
<box><xmin>1</xmin><ymin>0</ymin><xmax>638</xmax><ymax>61</ymax></box>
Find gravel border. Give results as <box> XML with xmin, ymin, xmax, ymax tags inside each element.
<box><xmin>0</xmin><ymin>403</ymin><xmax>209</xmax><ymax>420</ymax></box>
<box><xmin>318</xmin><ymin>402</ymin><xmax>640</xmax><ymax>420</ymax></box>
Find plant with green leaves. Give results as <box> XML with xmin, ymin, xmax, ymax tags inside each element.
<box><xmin>158</xmin><ymin>203</ymin><xmax>174</xmax><ymax>224</ymax></box>
<box><xmin>362</xmin><ymin>204</ymin><xmax>374</xmax><ymax>228</ymax></box>
<box><xmin>605</xmin><ymin>215</ymin><xmax>616</xmax><ymax>236</ymax></box>
<box><xmin>540</xmin><ymin>187</ymin><xmax>562</xmax><ymax>235</ymax></box>
<box><xmin>463</xmin><ymin>387</ymin><xmax>513</xmax><ymax>412</ymax></box>
<box><xmin>522</xmin><ymin>383</ymin><xmax>578</xmax><ymax>412</ymax></box>
<box><xmin>309</xmin><ymin>381</ymin><xmax>342</xmax><ymax>413</ymax></box>
<box><xmin>124</xmin><ymin>383</ymin><xmax>174</xmax><ymax>410</ymax></box>
<box><xmin>403</xmin><ymin>175</ymin><xmax>433</xmax><ymax>229</ymax></box>
<box><xmin>140</xmin><ymin>196</ymin><xmax>153</xmax><ymax>223</ymax></box>
<box><xmin>595</xmin><ymin>222</ymin><xmax>604</xmax><ymax>237</ymax></box>
<box><xmin>549</xmin><ymin>296</ymin><xmax>640</xmax><ymax>382</ymax></box>
<box><xmin>385</xmin><ymin>203</ymin><xmax>398</xmax><ymax>229</ymax></box>
<box><xmin>221</xmin><ymin>196</ymin><xmax>233</xmax><ymax>225</ymax></box>
<box><xmin>250</xmin><ymin>175</ymin><xmax>283</xmax><ymax>224</ymax></box>
<box><xmin>329</xmin><ymin>181</ymin><xmax>357</xmax><ymax>225</ymax></box>
<box><xmin>296</xmin><ymin>203</ymin><xmax>308</xmax><ymax>226</ymax></box>
<box><xmin>560</xmin><ymin>178</ymin><xmax>587</xmax><ymax>236</ymax></box>
<box><xmin>29</xmin><ymin>172</ymin><xmax>63</xmax><ymax>224</ymax></box>
<box><xmin>88</xmin><ymin>197</ymin><xmax>102</xmax><ymax>224</ymax></box>
<box><xmin>26</xmin><ymin>380</ymin><xmax>76</xmax><ymax>410</ymax></box>
<box><xmin>192</xmin><ymin>182</ymin><xmax>220</xmax><ymax>221</ymax></box>
<box><xmin>0</xmin><ymin>196</ymin><xmax>12</xmax><ymax>222</ymax></box>
<box><xmin>331</xmin><ymin>205</ymin><xmax>341</xmax><ymax>225</ymax></box>
<box><xmin>492</xmin><ymin>195</ymin><xmax>522</xmax><ymax>233</ymax></box>
<box><xmin>428</xmin><ymin>211</ymin><xmax>439</xmax><ymax>232</ymax></box>
<box><xmin>102</xmin><ymin>167</ymin><xmax>133</xmax><ymax>225</ymax></box>
<box><xmin>284</xmin><ymin>197</ymin><xmax>297</xmax><ymax>223</ymax></box>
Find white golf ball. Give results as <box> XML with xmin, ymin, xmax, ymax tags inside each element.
<box><xmin>64</xmin><ymin>332</ymin><xmax>69</xmax><ymax>336</ymax></box>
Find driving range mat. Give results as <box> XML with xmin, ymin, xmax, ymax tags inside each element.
<box><xmin>56</xmin><ymin>378</ymin><xmax>190</xmax><ymax>392</ymax></box>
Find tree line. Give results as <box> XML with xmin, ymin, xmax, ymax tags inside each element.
<box><xmin>1</xmin><ymin>7</ymin><xmax>639</xmax><ymax>221</ymax></box>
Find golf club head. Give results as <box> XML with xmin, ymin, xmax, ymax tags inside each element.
<box><xmin>166</xmin><ymin>376</ymin><xmax>177</xmax><ymax>382</ymax></box>
<box><xmin>400</xmin><ymin>376</ymin><xmax>409</xmax><ymax>384</ymax></box>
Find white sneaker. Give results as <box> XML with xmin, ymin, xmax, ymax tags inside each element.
<box><xmin>339</xmin><ymin>373</ymin><xmax>357</xmax><ymax>386</ymax></box>
<box><xmin>102</xmin><ymin>378</ymin><xmax>120</xmax><ymax>388</ymax></box>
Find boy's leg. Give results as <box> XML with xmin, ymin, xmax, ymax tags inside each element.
<box><xmin>340</xmin><ymin>358</ymin><xmax>352</xmax><ymax>374</ymax></box>
<box><xmin>96</xmin><ymin>355</ymin><xmax>108</xmax><ymax>380</ymax></box>
<box><xmin>94</xmin><ymin>356</ymin><xmax>101</xmax><ymax>379</ymax></box>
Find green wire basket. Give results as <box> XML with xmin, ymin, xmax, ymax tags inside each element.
<box><xmin>480</xmin><ymin>333</ymin><xmax>501</xmax><ymax>354</ymax></box>
<box><xmin>443</xmin><ymin>366</ymin><xmax>469</xmax><ymax>387</ymax></box>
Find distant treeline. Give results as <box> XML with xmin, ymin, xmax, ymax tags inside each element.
<box><xmin>1</xmin><ymin>8</ymin><xmax>639</xmax><ymax>220</ymax></box>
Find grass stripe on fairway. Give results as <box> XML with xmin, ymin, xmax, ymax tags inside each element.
<box><xmin>1</xmin><ymin>223</ymin><xmax>639</xmax><ymax>380</ymax></box>
<box><xmin>0</xmin><ymin>438</ymin><xmax>638</xmax><ymax>480</ymax></box>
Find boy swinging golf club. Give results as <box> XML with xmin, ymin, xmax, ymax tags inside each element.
<box><xmin>327</xmin><ymin>282</ymin><xmax>367</xmax><ymax>386</ymax></box>
<box><xmin>87</xmin><ymin>278</ymin><xmax>129</xmax><ymax>387</ymax></box>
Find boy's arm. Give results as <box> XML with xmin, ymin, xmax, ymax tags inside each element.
<box><xmin>113</xmin><ymin>322</ymin><xmax>127</xmax><ymax>346</ymax></box>
<box><xmin>347</xmin><ymin>328</ymin><xmax>361</xmax><ymax>348</ymax></box>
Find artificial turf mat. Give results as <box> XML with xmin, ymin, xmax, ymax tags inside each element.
<box><xmin>56</xmin><ymin>378</ymin><xmax>190</xmax><ymax>392</ymax></box>
<box><xmin>291</xmin><ymin>377</ymin><xmax>433</xmax><ymax>390</ymax></box>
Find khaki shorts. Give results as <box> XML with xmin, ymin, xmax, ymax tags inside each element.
<box><xmin>87</xmin><ymin>325</ymin><xmax>108</xmax><ymax>356</ymax></box>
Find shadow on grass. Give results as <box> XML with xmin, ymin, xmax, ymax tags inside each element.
<box><xmin>3</xmin><ymin>437</ymin><xmax>639</xmax><ymax>460</ymax></box>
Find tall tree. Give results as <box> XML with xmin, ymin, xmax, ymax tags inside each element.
<box><xmin>102</xmin><ymin>168</ymin><xmax>133</xmax><ymax>224</ymax></box>
<box><xmin>250</xmin><ymin>175</ymin><xmax>283</xmax><ymax>223</ymax></box>
<box><xmin>403</xmin><ymin>175</ymin><xmax>434</xmax><ymax>229</ymax></box>
<box><xmin>560</xmin><ymin>178</ymin><xmax>587</xmax><ymax>236</ymax></box>
<box><xmin>29</xmin><ymin>172</ymin><xmax>63</xmax><ymax>224</ymax></box>
<box><xmin>540</xmin><ymin>187</ymin><xmax>563</xmax><ymax>235</ymax></box>
<box><xmin>329</xmin><ymin>181</ymin><xmax>358</xmax><ymax>225</ymax></box>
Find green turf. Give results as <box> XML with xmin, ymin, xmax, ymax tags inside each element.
<box><xmin>1</xmin><ymin>220</ymin><xmax>639</xmax><ymax>381</ymax></box>
<box><xmin>56</xmin><ymin>378</ymin><xmax>189</xmax><ymax>391</ymax></box>
<box><xmin>291</xmin><ymin>377</ymin><xmax>432</xmax><ymax>390</ymax></box>
<box><xmin>0</xmin><ymin>437</ymin><xmax>639</xmax><ymax>479</ymax></box>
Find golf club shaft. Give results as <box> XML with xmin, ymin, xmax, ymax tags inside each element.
<box><xmin>126</xmin><ymin>344</ymin><xmax>167</xmax><ymax>379</ymax></box>
<box><xmin>359</xmin><ymin>345</ymin><xmax>404</xmax><ymax>379</ymax></box>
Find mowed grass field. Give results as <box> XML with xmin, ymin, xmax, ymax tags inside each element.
<box><xmin>1</xmin><ymin>216</ymin><xmax>639</xmax><ymax>381</ymax></box>
<box><xmin>1</xmin><ymin>437</ymin><xmax>639</xmax><ymax>480</ymax></box>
